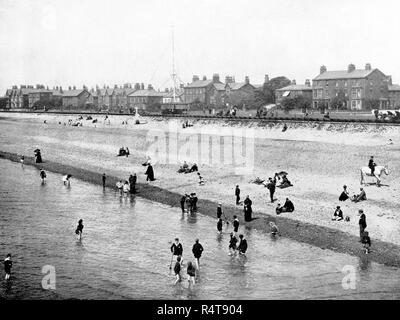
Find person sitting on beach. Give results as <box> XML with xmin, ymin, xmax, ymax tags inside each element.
<box><xmin>339</xmin><ymin>185</ymin><xmax>349</xmax><ymax>201</ymax></box>
<box><xmin>276</xmin><ymin>198</ymin><xmax>295</xmax><ymax>214</ymax></box>
<box><xmin>118</xmin><ymin>147</ymin><xmax>126</xmax><ymax>156</ymax></box>
<box><xmin>332</xmin><ymin>206</ymin><xmax>343</xmax><ymax>221</ymax></box>
<box><xmin>197</xmin><ymin>172</ymin><xmax>205</xmax><ymax>186</ymax></box>
<box><xmin>178</xmin><ymin>161</ymin><xmax>189</xmax><ymax>173</ymax></box>
<box><xmin>190</xmin><ymin>163</ymin><xmax>198</xmax><ymax>173</ymax></box>
<box><xmin>63</xmin><ymin>174</ymin><xmax>72</xmax><ymax>186</ymax></box>
<box><xmin>351</xmin><ymin>188</ymin><xmax>367</xmax><ymax>203</ymax></box>
<box><xmin>277</xmin><ymin>174</ymin><xmax>292</xmax><ymax>189</ymax></box>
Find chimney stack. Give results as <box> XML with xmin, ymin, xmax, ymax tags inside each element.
<box><xmin>264</xmin><ymin>74</ymin><xmax>269</xmax><ymax>84</ymax></box>
<box><xmin>387</xmin><ymin>75</ymin><xmax>392</xmax><ymax>85</ymax></box>
<box><xmin>245</xmin><ymin>76</ymin><xmax>249</xmax><ymax>84</ymax></box>
<box><xmin>73</xmin><ymin>85</ymin><xmax>76</xmax><ymax>90</ymax></box>
<box><xmin>365</xmin><ymin>63</ymin><xmax>371</xmax><ymax>71</ymax></box>
<box><xmin>305</xmin><ymin>79</ymin><xmax>311</xmax><ymax>87</ymax></box>
<box><xmin>320</xmin><ymin>65</ymin><xmax>327</xmax><ymax>74</ymax></box>
<box><xmin>212</xmin><ymin>73</ymin><xmax>220</xmax><ymax>83</ymax></box>
<box><xmin>192</xmin><ymin>75</ymin><xmax>199</xmax><ymax>82</ymax></box>
<box><xmin>291</xmin><ymin>79</ymin><xmax>296</xmax><ymax>85</ymax></box>
<box><xmin>202</xmin><ymin>75</ymin><xmax>207</xmax><ymax>80</ymax></box>
<box><xmin>225</xmin><ymin>76</ymin><xmax>233</xmax><ymax>84</ymax></box>
<box><xmin>347</xmin><ymin>63</ymin><xmax>355</xmax><ymax>73</ymax></box>
<box><xmin>69</xmin><ymin>86</ymin><xmax>72</xmax><ymax>90</ymax></box>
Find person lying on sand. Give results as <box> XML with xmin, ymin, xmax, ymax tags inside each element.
<box><xmin>351</xmin><ymin>188</ymin><xmax>367</xmax><ymax>203</ymax></box>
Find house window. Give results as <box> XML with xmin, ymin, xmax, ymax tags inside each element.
<box><xmin>344</xmin><ymin>81</ymin><xmax>347</xmax><ymax>87</ymax></box>
<box><xmin>336</xmin><ymin>82</ymin><xmax>339</xmax><ymax>87</ymax></box>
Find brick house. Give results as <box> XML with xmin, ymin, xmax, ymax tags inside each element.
<box><xmin>127</xmin><ymin>89</ymin><xmax>165</xmax><ymax>110</ymax></box>
<box><xmin>62</xmin><ymin>89</ymin><xmax>92</xmax><ymax>109</ymax></box>
<box><xmin>312</xmin><ymin>63</ymin><xmax>390</xmax><ymax>110</ymax></box>
<box><xmin>5</xmin><ymin>85</ymin><xmax>37</xmax><ymax>109</ymax></box>
<box><xmin>28</xmin><ymin>89</ymin><xmax>53</xmax><ymax>108</ymax></box>
<box><xmin>220</xmin><ymin>76</ymin><xmax>256</xmax><ymax>107</ymax></box>
<box><xmin>183</xmin><ymin>74</ymin><xmax>224</xmax><ymax>106</ymax></box>
<box><xmin>275</xmin><ymin>79</ymin><xmax>313</xmax><ymax>105</ymax></box>
<box><xmin>388</xmin><ymin>84</ymin><xmax>400</xmax><ymax>108</ymax></box>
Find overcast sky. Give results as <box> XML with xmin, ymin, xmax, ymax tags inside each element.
<box><xmin>1</xmin><ymin>0</ymin><xmax>400</xmax><ymax>93</ymax></box>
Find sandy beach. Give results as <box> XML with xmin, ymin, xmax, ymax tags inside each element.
<box><xmin>0</xmin><ymin>111</ymin><xmax>399</xmax><ymax>251</ymax></box>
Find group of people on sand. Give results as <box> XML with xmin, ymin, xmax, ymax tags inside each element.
<box><xmin>177</xmin><ymin>161</ymin><xmax>198</xmax><ymax>174</ymax></box>
<box><xmin>117</xmin><ymin>147</ymin><xmax>130</xmax><ymax>157</ymax></box>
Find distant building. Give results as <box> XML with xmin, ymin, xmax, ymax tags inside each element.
<box><xmin>275</xmin><ymin>79</ymin><xmax>312</xmax><ymax>104</ymax></box>
<box><xmin>127</xmin><ymin>89</ymin><xmax>165</xmax><ymax>110</ymax></box>
<box><xmin>183</xmin><ymin>74</ymin><xmax>223</xmax><ymax>106</ymax></box>
<box><xmin>62</xmin><ymin>89</ymin><xmax>92</xmax><ymax>109</ymax></box>
<box><xmin>388</xmin><ymin>84</ymin><xmax>400</xmax><ymax>108</ymax></box>
<box><xmin>312</xmin><ymin>63</ymin><xmax>390</xmax><ymax>110</ymax></box>
<box><xmin>28</xmin><ymin>89</ymin><xmax>53</xmax><ymax>109</ymax></box>
<box><xmin>222</xmin><ymin>76</ymin><xmax>256</xmax><ymax>107</ymax></box>
<box><xmin>5</xmin><ymin>85</ymin><xmax>38</xmax><ymax>109</ymax></box>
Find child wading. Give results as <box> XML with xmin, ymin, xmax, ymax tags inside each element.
<box><xmin>228</xmin><ymin>233</ymin><xmax>238</xmax><ymax>255</ymax></box>
<box><xmin>237</xmin><ymin>234</ymin><xmax>248</xmax><ymax>255</ymax></box>
<box><xmin>4</xmin><ymin>254</ymin><xmax>12</xmax><ymax>280</ymax></box>
<box><xmin>173</xmin><ymin>256</ymin><xmax>182</xmax><ymax>285</ymax></box>
<box><xmin>217</xmin><ymin>218</ymin><xmax>223</xmax><ymax>234</ymax></box>
<box><xmin>75</xmin><ymin>219</ymin><xmax>84</xmax><ymax>240</ymax></box>
<box><xmin>40</xmin><ymin>169</ymin><xmax>47</xmax><ymax>183</ymax></box>
<box><xmin>192</xmin><ymin>239</ymin><xmax>204</xmax><ymax>271</ymax></box>
<box><xmin>170</xmin><ymin>238</ymin><xmax>183</xmax><ymax>263</ymax></box>
<box><xmin>233</xmin><ymin>215</ymin><xmax>239</xmax><ymax>235</ymax></box>
<box><xmin>187</xmin><ymin>261</ymin><xmax>196</xmax><ymax>287</ymax></box>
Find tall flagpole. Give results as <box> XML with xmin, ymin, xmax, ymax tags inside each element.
<box><xmin>171</xmin><ymin>24</ymin><xmax>177</xmax><ymax>103</ymax></box>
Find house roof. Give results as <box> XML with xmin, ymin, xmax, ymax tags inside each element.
<box><xmin>213</xmin><ymin>83</ymin><xmax>226</xmax><ymax>91</ymax></box>
<box><xmin>128</xmin><ymin>89</ymin><xmax>165</xmax><ymax>97</ymax></box>
<box><xmin>313</xmin><ymin>69</ymin><xmax>378</xmax><ymax>81</ymax></box>
<box><xmin>226</xmin><ymin>82</ymin><xmax>255</xmax><ymax>90</ymax></box>
<box><xmin>389</xmin><ymin>84</ymin><xmax>400</xmax><ymax>91</ymax></box>
<box><xmin>164</xmin><ymin>90</ymin><xmax>184</xmax><ymax>98</ymax></box>
<box><xmin>62</xmin><ymin>89</ymin><xmax>87</xmax><ymax>97</ymax></box>
<box><xmin>276</xmin><ymin>84</ymin><xmax>312</xmax><ymax>91</ymax></box>
<box><xmin>186</xmin><ymin>79</ymin><xmax>215</xmax><ymax>88</ymax></box>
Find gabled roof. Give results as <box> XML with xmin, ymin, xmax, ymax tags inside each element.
<box><xmin>62</xmin><ymin>89</ymin><xmax>88</xmax><ymax>97</ymax></box>
<box><xmin>213</xmin><ymin>83</ymin><xmax>225</xmax><ymax>91</ymax></box>
<box><xmin>226</xmin><ymin>82</ymin><xmax>255</xmax><ymax>90</ymax></box>
<box><xmin>389</xmin><ymin>84</ymin><xmax>400</xmax><ymax>91</ymax></box>
<box><xmin>164</xmin><ymin>90</ymin><xmax>184</xmax><ymax>98</ymax></box>
<box><xmin>313</xmin><ymin>69</ymin><xmax>379</xmax><ymax>80</ymax></box>
<box><xmin>128</xmin><ymin>89</ymin><xmax>165</xmax><ymax>97</ymax></box>
<box><xmin>185</xmin><ymin>79</ymin><xmax>214</xmax><ymax>88</ymax></box>
<box><xmin>276</xmin><ymin>84</ymin><xmax>312</xmax><ymax>91</ymax></box>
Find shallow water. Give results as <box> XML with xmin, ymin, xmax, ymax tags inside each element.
<box><xmin>0</xmin><ymin>159</ymin><xmax>400</xmax><ymax>299</ymax></box>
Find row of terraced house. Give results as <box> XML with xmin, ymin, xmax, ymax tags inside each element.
<box><xmin>276</xmin><ymin>63</ymin><xmax>400</xmax><ymax>110</ymax></box>
<box><xmin>3</xmin><ymin>63</ymin><xmax>400</xmax><ymax>111</ymax></box>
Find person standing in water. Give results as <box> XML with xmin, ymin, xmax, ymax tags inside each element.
<box><xmin>40</xmin><ymin>169</ymin><xmax>47</xmax><ymax>183</ymax></box>
<box><xmin>102</xmin><ymin>173</ymin><xmax>106</xmax><ymax>188</ymax></box>
<box><xmin>173</xmin><ymin>256</ymin><xmax>182</xmax><ymax>285</ymax></box>
<box><xmin>192</xmin><ymin>239</ymin><xmax>204</xmax><ymax>271</ymax></box>
<box><xmin>4</xmin><ymin>254</ymin><xmax>12</xmax><ymax>280</ymax></box>
<box><xmin>129</xmin><ymin>174</ymin><xmax>136</xmax><ymax>194</ymax></box>
<box><xmin>75</xmin><ymin>219</ymin><xmax>84</xmax><ymax>240</ymax></box>
<box><xmin>170</xmin><ymin>238</ymin><xmax>183</xmax><ymax>262</ymax></box>
<box><xmin>233</xmin><ymin>215</ymin><xmax>239</xmax><ymax>235</ymax></box>
<box><xmin>217</xmin><ymin>218</ymin><xmax>223</xmax><ymax>234</ymax></box>
<box><xmin>116</xmin><ymin>180</ymin><xmax>123</xmax><ymax>194</ymax></box>
<box><xmin>228</xmin><ymin>233</ymin><xmax>238</xmax><ymax>255</ymax></box>
<box><xmin>187</xmin><ymin>261</ymin><xmax>196</xmax><ymax>287</ymax></box>
<box><xmin>237</xmin><ymin>234</ymin><xmax>248</xmax><ymax>255</ymax></box>
<box><xmin>180</xmin><ymin>195</ymin><xmax>186</xmax><ymax>213</ymax></box>
<box><xmin>20</xmin><ymin>155</ymin><xmax>25</xmax><ymax>167</ymax></box>
<box><xmin>63</xmin><ymin>174</ymin><xmax>72</xmax><ymax>186</ymax></box>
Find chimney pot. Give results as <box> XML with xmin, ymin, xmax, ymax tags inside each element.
<box><xmin>320</xmin><ymin>65</ymin><xmax>327</xmax><ymax>74</ymax></box>
<box><xmin>347</xmin><ymin>63</ymin><xmax>355</xmax><ymax>73</ymax></box>
<box><xmin>212</xmin><ymin>73</ymin><xmax>220</xmax><ymax>83</ymax></box>
<box><xmin>192</xmin><ymin>75</ymin><xmax>199</xmax><ymax>82</ymax></box>
<box><xmin>245</xmin><ymin>76</ymin><xmax>249</xmax><ymax>84</ymax></box>
<box><xmin>365</xmin><ymin>63</ymin><xmax>371</xmax><ymax>70</ymax></box>
<box><xmin>291</xmin><ymin>79</ymin><xmax>296</xmax><ymax>85</ymax></box>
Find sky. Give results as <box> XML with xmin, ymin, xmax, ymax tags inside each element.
<box><xmin>1</xmin><ymin>0</ymin><xmax>400</xmax><ymax>93</ymax></box>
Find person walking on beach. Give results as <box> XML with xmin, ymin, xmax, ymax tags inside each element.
<box><xmin>269</xmin><ymin>221</ymin><xmax>279</xmax><ymax>236</ymax></box>
<box><xmin>368</xmin><ymin>156</ymin><xmax>376</xmax><ymax>175</ymax></box>
<box><xmin>235</xmin><ymin>185</ymin><xmax>241</xmax><ymax>205</ymax></box>
<box><xmin>192</xmin><ymin>239</ymin><xmax>204</xmax><ymax>270</ymax></box>
<box><xmin>237</xmin><ymin>235</ymin><xmax>248</xmax><ymax>255</ymax></box>
<box><xmin>266</xmin><ymin>177</ymin><xmax>276</xmax><ymax>203</ymax></box>
<box><xmin>34</xmin><ymin>149</ymin><xmax>42</xmax><ymax>163</ymax></box>
<box><xmin>358</xmin><ymin>210</ymin><xmax>367</xmax><ymax>241</ymax></box>
<box><xmin>75</xmin><ymin>219</ymin><xmax>84</xmax><ymax>240</ymax></box>
<box><xmin>173</xmin><ymin>256</ymin><xmax>182</xmax><ymax>285</ymax></box>
<box><xmin>233</xmin><ymin>215</ymin><xmax>240</xmax><ymax>235</ymax></box>
<box><xmin>63</xmin><ymin>174</ymin><xmax>72</xmax><ymax>186</ymax></box>
<box><xmin>228</xmin><ymin>233</ymin><xmax>238</xmax><ymax>255</ymax></box>
<box><xmin>40</xmin><ymin>169</ymin><xmax>46</xmax><ymax>183</ymax></box>
<box><xmin>171</xmin><ymin>238</ymin><xmax>183</xmax><ymax>262</ymax></box>
<box><xmin>4</xmin><ymin>254</ymin><xmax>12</xmax><ymax>280</ymax></box>
<box><xmin>187</xmin><ymin>261</ymin><xmax>196</xmax><ymax>287</ymax></box>
<box><xmin>145</xmin><ymin>163</ymin><xmax>155</xmax><ymax>181</ymax></box>
<box><xmin>102</xmin><ymin>173</ymin><xmax>106</xmax><ymax>188</ymax></box>
<box><xmin>217</xmin><ymin>218</ymin><xmax>223</xmax><ymax>234</ymax></box>
<box><xmin>20</xmin><ymin>155</ymin><xmax>24</xmax><ymax>167</ymax></box>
